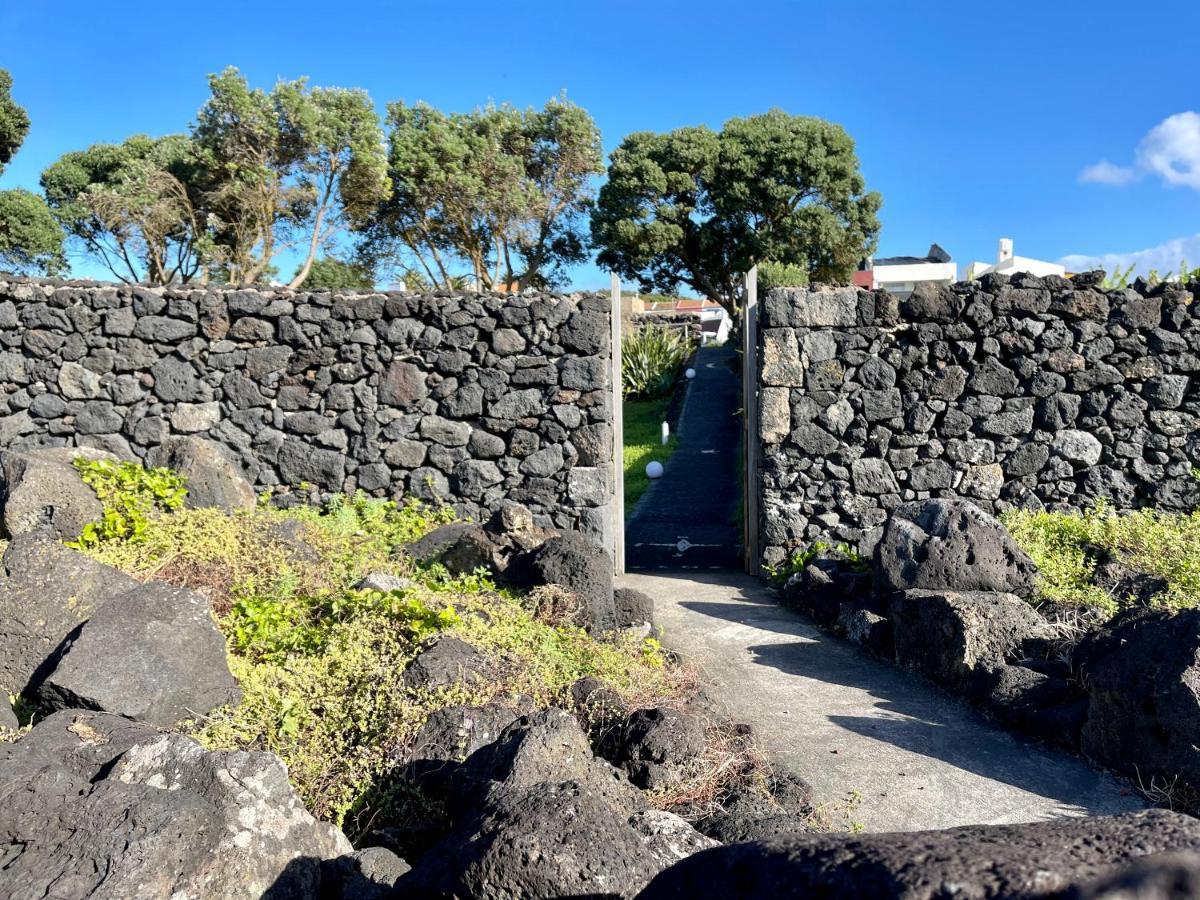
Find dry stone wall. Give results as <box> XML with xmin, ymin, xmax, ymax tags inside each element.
<box><xmin>758</xmin><ymin>272</ymin><xmax>1200</xmax><ymax>568</ymax></box>
<box><xmin>0</xmin><ymin>277</ymin><xmax>615</xmax><ymax>542</ymax></box>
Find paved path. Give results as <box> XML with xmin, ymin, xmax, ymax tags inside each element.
<box><xmin>620</xmin><ymin>570</ymin><xmax>1144</xmax><ymax>833</ymax></box>
<box><xmin>626</xmin><ymin>344</ymin><xmax>742</xmax><ymax>571</ymax></box>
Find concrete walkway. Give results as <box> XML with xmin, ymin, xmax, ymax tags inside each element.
<box><xmin>620</xmin><ymin>570</ymin><xmax>1144</xmax><ymax>833</ymax></box>
<box><xmin>626</xmin><ymin>344</ymin><xmax>742</xmax><ymax>571</ymax></box>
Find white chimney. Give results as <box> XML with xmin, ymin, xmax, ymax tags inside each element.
<box><xmin>998</xmin><ymin>238</ymin><xmax>1013</xmax><ymax>264</ymax></box>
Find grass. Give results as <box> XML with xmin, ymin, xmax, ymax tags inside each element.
<box><xmin>70</xmin><ymin>487</ymin><xmax>692</xmax><ymax>837</ymax></box>
<box><xmin>623</xmin><ymin>394</ymin><xmax>679</xmax><ymax>508</ymax></box>
<box><xmin>1002</xmin><ymin>504</ymin><xmax>1200</xmax><ymax>616</ymax></box>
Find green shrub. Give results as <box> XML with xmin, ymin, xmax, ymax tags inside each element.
<box><xmin>766</xmin><ymin>541</ymin><xmax>864</xmax><ymax>586</ymax></box>
<box><xmin>758</xmin><ymin>259</ymin><xmax>809</xmax><ymax>291</ymax></box>
<box><xmin>68</xmin><ymin>458</ymin><xmax>187</xmax><ymax>548</ymax></box>
<box><xmin>1002</xmin><ymin>505</ymin><xmax>1200</xmax><ymax>614</ymax></box>
<box><xmin>622</xmin><ymin>325</ymin><xmax>692</xmax><ymax>399</ymax></box>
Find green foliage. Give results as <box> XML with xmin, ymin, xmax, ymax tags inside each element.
<box><xmin>40</xmin><ymin>133</ymin><xmax>208</xmax><ymax>284</ymax></box>
<box><xmin>67</xmin><ymin>458</ymin><xmax>187</xmax><ymax>548</ymax></box>
<box><xmin>1003</xmin><ymin>506</ymin><xmax>1200</xmax><ymax>614</ymax></box>
<box><xmin>74</xmin><ymin>488</ymin><xmax>688</xmax><ymax>832</ymax></box>
<box><xmin>623</xmin><ymin>393</ymin><xmax>677</xmax><ymax>508</ymax></box>
<box><xmin>359</xmin><ymin>94</ymin><xmax>602</xmax><ymax>291</ymax></box>
<box><xmin>0</xmin><ymin>69</ymin><xmax>30</xmax><ymax>178</ymax></box>
<box><xmin>0</xmin><ymin>69</ymin><xmax>66</xmax><ymax>277</ymax></box>
<box><xmin>1101</xmin><ymin>260</ymin><xmax>1200</xmax><ymax>290</ymax></box>
<box><xmin>758</xmin><ymin>259</ymin><xmax>809</xmax><ymax>291</ymax></box>
<box><xmin>592</xmin><ymin>110</ymin><xmax>881</xmax><ymax>315</ymax></box>
<box><xmin>766</xmin><ymin>541</ymin><xmax>864</xmax><ymax>586</ymax></box>
<box><xmin>622</xmin><ymin>325</ymin><xmax>692</xmax><ymax>399</ymax></box>
<box><xmin>296</xmin><ymin>255</ymin><xmax>375</xmax><ymax>290</ymax></box>
<box><xmin>0</xmin><ymin>188</ymin><xmax>66</xmax><ymax>275</ymax></box>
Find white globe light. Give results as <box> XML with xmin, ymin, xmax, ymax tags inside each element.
<box><xmin>685</xmin><ymin>368</ymin><xmax>696</xmax><ymax>379</ymax></box>
<box><xmin>646</xmin><ymin>460</ymin><xmax>664</xmax><ymax>479</ymax></box>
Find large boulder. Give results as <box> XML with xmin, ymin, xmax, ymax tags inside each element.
<box><xmin>1075</xmin><ymin>607</ymin><xmax>1200</xmax><ymax>789</ymax></box>
<box><xmin>36</xmin><ymin>581</ymin><xmax>239</xmax><ymax>726</ymax></box>
<box><xmin>506</xmin><ymin>531</ymin><xmax>616</xmax><ymax>631</ymax></box>
<box><xmin>696</xmin><ymin>771</ymin><xmax>816</xmax><ymax>844</ymax></box>
<box><xmin>614</xmin><ymin>587</ymin><xmax>655</xmax><ymax>630</ymax></box>
<box><xmin>405</xmin><ymin>522</ymin><xmax>503</xmax><ymax>575</ymax></box>
<box><xmin>0</xmin><ymin>531</ymin><xmax>138</xmax><ymax>696</ymax></box>
<box><xmin>0</xmin><ymin>446</ymin><xmax>115</xmax><ymax>540</ymax></box>
<box><xmin>1068</xmin><ymin>851</ymin><xmax>1200</xmax><ymax>899</ymax></box>
<box><xmin>875</xmin><ymin>499</ymin><xmax>1038</xmax><ymax>597</ymax></box>
<box><xmin>0</xmin><ymin>709</ymin><xmax>350</xmax><ymax>898</ymax></box>
<box><xmin>889</xmin><ymin>589</ymin><xmax>1048</xmax><ymax>690</ymax></box>
<box><xmin>609</xmin><ymin>706</ymin><xmax>706</xmax><ymax>789</ymax></box>
<box><xmin>639</xmin><ymin>810</ymin><xmax>1200</xmax><ymax>899</ymax></box>
<box><xmin>144</xmin><ymin>436</ymin><xmax>256</xmax><ymax>513</ymax></box>
<box><xmin>399</xmin><ymin>709</ymin><xmax>710</xmax><ymax>898</ymax></box>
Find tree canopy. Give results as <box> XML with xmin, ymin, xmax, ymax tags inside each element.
<box><xmin>590</xmin><ymin>110</ymin><xmax>881</xmax><ymax>313</ymax></box>
<box><xmin>359</xmin><ymin>95</ymin><xmax>602</xmax><ymax>290</ymax></box>
<box><xmin>295</xmin><ymin>255</ymin><xmax>375</xmax><ymax>291</ymax></box>
<box><xmin>193</xmin><ymin>67</ymin><xmax>389</xmax><ymax>288</ymax></box>
<box><xmin>0</xmin><ymin>68</ymin><xmax>65</xmax><ymax>275</ymax></box>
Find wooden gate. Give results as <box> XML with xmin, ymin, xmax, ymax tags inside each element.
<box><xmin>610</xmin><ymin>272</ymin><xmax>625</xmax><ymax>574</ymax></box>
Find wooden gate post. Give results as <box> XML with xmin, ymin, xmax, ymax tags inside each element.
<box><xmin>742</xmin><ymin>266</ymin><xmax>760</xmax><ymax>575</ymax></box>
<box><xmin>610</xmin><ymin>272</ymin><xmax>625</xmax><ymax>574</ymax></box>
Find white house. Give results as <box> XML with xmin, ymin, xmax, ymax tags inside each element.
<box><xmin>854</xmin><ymin>244</ymin><xmax>957</xmax><ymax>297</ymax></box>
<box><xmin>966</xmin><ymin>238</ymin><xmax>1066</xmax><ymax>280</ymax></box>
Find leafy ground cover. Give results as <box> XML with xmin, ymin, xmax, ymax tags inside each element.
<box><xmin>66</xmin><ymin>464</ymin><xmax>702</xmax><ymax>840</ymax></box>
<box><xmin>623</xmin><ymin>394</ymin><xmax>678</xmax><ymax>508</ymax></box>
<box><xmin>1003</xmin><ymin>504</ymin><xmax>1200</xmax><ymax>616</ymax></box>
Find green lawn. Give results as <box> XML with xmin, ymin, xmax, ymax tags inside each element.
<box><xmin>623</xmin><ymin>395</ymin><xmax>678</xmax><ymax>509</ymax></box>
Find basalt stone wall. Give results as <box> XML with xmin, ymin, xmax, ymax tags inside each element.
<box><xmin>758</xmin><ymin>272</ymin><xmax>1200</xmax><ymax>569</ymax></box>
<box><xmin>0</xmin><ymin>277</ymin><xmax>616</xmax><ymax>541</ymax></box>
<box><xmin>630</xmin><ymin>311</ymin><xmax>702</xmax><ymax>342</ymax></box>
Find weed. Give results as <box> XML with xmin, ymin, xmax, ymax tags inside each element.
<box><xmin>68</xmin><ymin>458</ymin><xmax>187</xmax><ymax>548</ymax></box>
<box><xmin>766</xmin><ymin>541</ymin><xmax>865</xmax><ymax>586</ymax></box>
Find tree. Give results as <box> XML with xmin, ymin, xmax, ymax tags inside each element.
<box><xmin>360</xmin><ymin>95</ymin><xmax>602</xmax><ymax>290</ymax></box>
<box><xmin>0</xmin><ymin>189</ymin><xmax>66</xmax><ymax>274</ymax></box>
<box><xmin>0</xmin><ymin>69</ymin><xmax>30</xmax><ymax>178</ymax></box>
<box><xmin>192</xmin><ymin>67</ymin><xmax>389</xmax><ymax>288</ymax></box>
<box><xmin>295</xmin><ymin>255</ymin><xmax>375</xmax><ymax>290</ymax></box>
<box><xmin>0</xmin><ymin>68</ymin><xmax>65</xmax><ymax>276</ymax></box>
<box><xmin>41</xmin><ymin>134</ymin><xmax>209</xmax><ymax>284</ymax></box>
<box><xmin>591</xmin><ymin>110</ymin><xmax>881</xmax><ymax>315</ymax></box>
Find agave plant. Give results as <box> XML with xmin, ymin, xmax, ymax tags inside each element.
<box><xmin>622</xmin><ymin>325</ymin><xmax>692</xmax><ymax>399</ymax></box>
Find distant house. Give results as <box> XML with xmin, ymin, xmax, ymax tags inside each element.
<box><xmin>641</xmin><ymin>296</ymin><xmax>732</xmax><ymax>345</ymax></box>
<box><xmin>966</xmin><ymin>238</ymin><xmax>1065</xmax><ymax>280</ymax></box>
<box><xmin>854</xmin><ymin>244</ymin><xmax>957</xmax><ymax>297</ymax></box>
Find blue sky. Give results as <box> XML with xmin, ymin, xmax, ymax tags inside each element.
<box><xmin>2</xmin><ymin>0</ymin><xmax>1198</xmax><ymax>289</ymax></box>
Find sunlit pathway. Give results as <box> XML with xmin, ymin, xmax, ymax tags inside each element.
<box><xmin>620</xmin><ymin>569</ymin><xmax>1144</xmax><ymax>833</ymax></box>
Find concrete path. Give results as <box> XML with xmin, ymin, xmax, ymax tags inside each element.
<box><xmin>620</xmin><ymin>569</ymin><xmax>1144</xmax><ymax>833</ymax></box>
<box><xmin>626</xmin><ymin>344</ymin><xmax>742</xmax><ymax>571</ymax></box>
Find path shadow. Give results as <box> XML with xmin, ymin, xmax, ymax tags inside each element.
<box><xmin>633</xmin><ymin>571</ymin><xmax>1140</xmax><ymax>816</ymax></box>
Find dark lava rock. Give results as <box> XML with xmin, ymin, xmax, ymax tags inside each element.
<box><xmin>615</xmin><ymin>587</ymin><xmax>655</xmax><ymax>629</ymax></box>
<box><xmin>0</xmin><ymin>532</ymin><xmax>138</xmax><ymax>695</ymax></box>
<box><xmin>875</xmin><ymin>499</ymin><xmax>1038</xmax><ymax>597</ymax></box>
<box><xmin>325</xmin><ymin>847</ymin><xmax>411</xmax><ymax>900</ymax></box>
<box><xmin>1068</xmin><ymin>851</ymin><xmax>1200</xmax><ymax>900</ymax></box>
<box><xmin>145</xmin><ymin>435</ymin><xmax>255</xmax><ymax>513</ymax></box>
<box><xmin>0</xmin><ymin>446</ymin><xmax>114</xmax><ymax>540</ymax></box>
<box><xmin>36</xmin><ymin>580</ymin><xmax>239</xmax><ymax>726</ymax></box>
<box><xmin>697</xmin><ymin>771</ymin><xmax>816</xmax><ymax>844</ymax></box>
<box><xmin>610</xmin><ymin>706</ymin><xmax>706</xmax><ymax>789</ymax></box>
<box><xmin>401</xmin><ymin>636</ymin><xmax>491</xmax><ymax>692</ymax></box>
<box><xmin>837</xmin><ymin>605</ymin><xmax>893</xmax><ymax>657</ymax></box>
<box><xmin>506</xmin><ymin>530</ymin><xmax>616</xmax><ymax>631</ymax></box>
<box><xmin>404</xmin><ymin>522</ymin><xmax>502</xmax><ymax>575</ymax></box>
<box><xmin>890</xmin><ymin>590</ymin><xmax>1047</xmax><ymax>690</ymax></box>
<box><xmin>1076</xmin><ymin>607</ymin><xmax>1200</xmax><ymax>789</ymax></box>
<box><xmin>0</xmin><ymin>710</ymin><xmax>349</xmax><ymax>898</ymax></box>
<box><xmin>782</xmin><ymin>552</ymin><xmax>874</xmax><ymax>631</ymax></box>
<box><xmin>639</xmin><ymin>810</ymin><xmax>1200</xmax><ymax>899</ymax></box>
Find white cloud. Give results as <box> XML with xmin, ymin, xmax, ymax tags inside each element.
<box><xmin>1059</xmin><ymin>232</ymin><xmax>1200</xmax><ymax>277</ymax></box>
<box><xmin>1080</xmin><ymin>111</ymin><xmax>1200</xmax><ymax>190</ymax></box>
<box><xmin>1078</xmin><ymin>160</ymin><xmax>1138</xmax><ymax>186</ymax></box>
<box><xmin>1136</xmin><ymin>111</ymin><xmax>1200</xmax><ymax>189</ymax></box>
